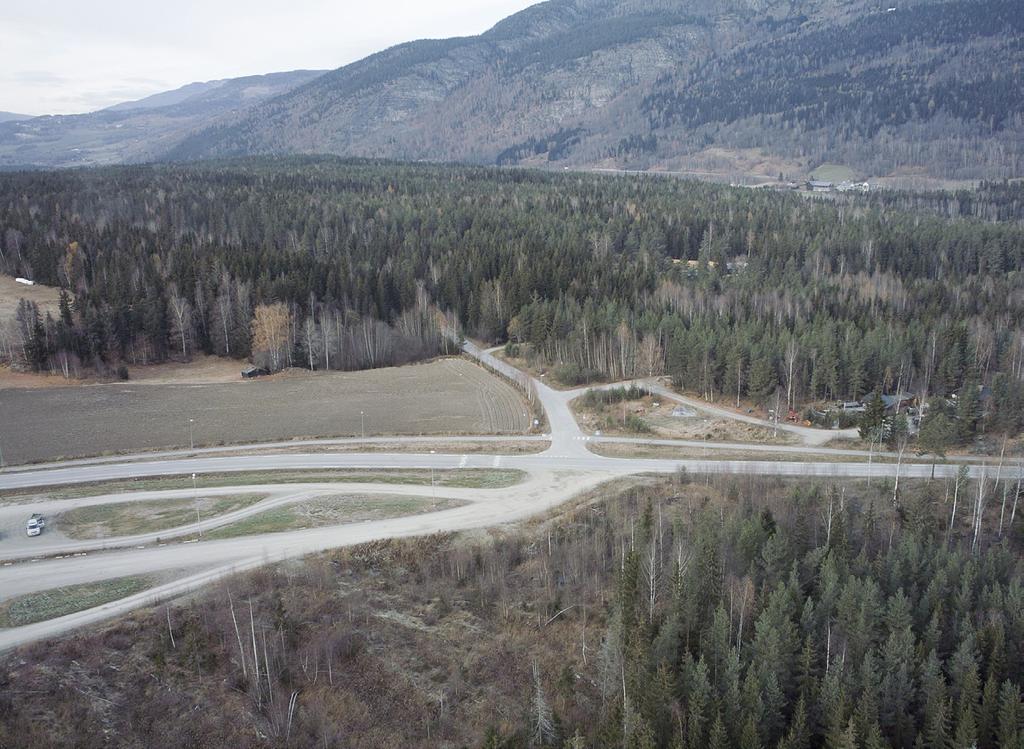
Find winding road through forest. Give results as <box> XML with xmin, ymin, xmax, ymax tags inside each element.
<box><xmin>0</xmin><ymin>343</ymin><xmax>989</xmax><ymax>651</ymax></box>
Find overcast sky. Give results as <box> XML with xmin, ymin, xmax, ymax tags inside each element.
<box><xmin>1</xmin><ymin>0</ymin><xmax>539</xmax><ymax>116</ymax></box>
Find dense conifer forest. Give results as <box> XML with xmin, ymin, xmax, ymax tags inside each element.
<box><xmin>1</xmin><ymin>158</ymin><xmax>1022</xmax><ymax>443</ymax></box>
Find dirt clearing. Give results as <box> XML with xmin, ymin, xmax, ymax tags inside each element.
<box><xmin>572</xmin><ymin>389</ymin><xmax>798</xmax><ymax>444</ymax></box>
<box><xmin>0</xmin><ymin>358</ymin><xmax>532</xmax><ymax>465</ymax></box>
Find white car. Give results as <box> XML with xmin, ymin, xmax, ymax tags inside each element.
<box><xmin>26</xmin><ymin>514</ymin><xmax>44</xmax><ymax>537</ymax></box>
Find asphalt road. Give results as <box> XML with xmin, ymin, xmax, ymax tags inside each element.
<box><xmin>0</xmin><ymin>343</ymin><xmax>994</xmax><ymax>650</ymax></box>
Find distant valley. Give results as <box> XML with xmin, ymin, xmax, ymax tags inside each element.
<box><xmin>0</xmin><ymin>70</ymin><xmax>323</xmax><ymax>169</ymax></box>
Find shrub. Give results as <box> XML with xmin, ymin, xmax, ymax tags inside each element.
<box><xmin>553</xmin><ymin>363</ymin><xmax>603</xmax><ymax>386</ymax></box>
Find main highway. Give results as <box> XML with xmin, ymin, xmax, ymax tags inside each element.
<box><xmin>0</xmin><ymin>342</ymin><xmax>987</xmax><ymax>651</ymax></box>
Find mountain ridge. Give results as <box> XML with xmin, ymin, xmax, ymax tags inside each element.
<box><xmin>2</xmin><ymin>0</ymin><xmax>1021</xmax><ymax>185</ymax></box>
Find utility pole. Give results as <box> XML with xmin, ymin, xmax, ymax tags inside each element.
<box><xmin>192</xmin><ymin>473</ymin><xmax>201</xmax><ymax>537</ymax></box>
<box><xmin>773</xmin><ymin>389</ymin><xmax>781</xmax><ymax>438</ymax></box>
<box><xmin>428</xmin><ymin>450</ymin><xmax>438</xmax><ymax>502</ymax></box>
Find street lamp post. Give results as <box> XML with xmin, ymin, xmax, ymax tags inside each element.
<box><xmin>188</xmin><ymin>418</ymin><xmax>195</xmax><ymax>451</ymax></box>
<box><xmin>361</xmin><ymin>411</ymin><xmax>365</xmax><ymax>439</ymax></box>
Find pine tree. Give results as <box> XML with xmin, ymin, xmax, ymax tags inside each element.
<box><xmin>827</xmin><ymin>718</ymin><xmax>858</xmax><ymax>749</ymax></box>
<box><xmin>780</xmin><ymin>695</ymin><xmax>811</xmax><ymax>749</ymax></box>
<box><xmin>997</xmin><ymin>680</ymin><xmax>1021</xmax><ymax>749</ymax></box>
<box><xmin>861</xmin><ymin>393</ymin><xmax>887</xmax><ymax>441</ymax></box>
<box><xmin>920</xmin><ymin>651</ymin><xmax>952</xmax><ymax>749</ymax></box>
<box><xmin>739</xmin><ymin>716</ymin><xmax>762</xmax><ymax>749</ymax></box>
<box><xmin>686</xmin><ymin>657</ymin><xmax>711</xmax><ymax>749</ymax></box>
<box><xmin>748</xmin><ymin>353</ymin><xmax>778</xmax><ymax>400</ymax></box>
<box><xmin>707</xmin><ymin>712</ymin><xmax>728</xmax><ymax>749</ymax></box>
<box><xmin>978</xmin><ymin>674</ymin><xmax>1000</xmax><ymax>749</ymax></box>
<box><xmin>955</xmin><ymin>377</ymin><xmax>982</xmax><ymax>444</ymax></box>
<box><xmin>954</xmin><ymin>698</ymin><xmax>978</xmax><ymax>749</ymax></box>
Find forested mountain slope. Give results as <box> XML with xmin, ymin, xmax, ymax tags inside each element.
<box><xmin>0</xmin><ymin>70</ymin><xmax>324</xmax><ymax>169</ymax></box>
<box><xmin>164</xmin><ymin>0</ymin><xmax>1024</xmax><ymax>183</ymax></box>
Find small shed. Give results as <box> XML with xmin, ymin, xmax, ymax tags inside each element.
<box><xmin>241</xmin><ymin>365</ymin><xmax>268</xmax><ymax>379</ymax></box>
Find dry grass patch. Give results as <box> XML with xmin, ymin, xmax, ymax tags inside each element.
<box><xmin>0</xmin><ymin>575</ymin><xmax>156</xmax><ymax>628</ymax></box>
<box><xmin>588</xmin><ymin>441</ymin><xmax>907</xmax><ymax>463</ymax></box>
<box><xmin>55</xmin><ymin>494</ymin><xmax>268</xmax><ymax>539</ymax></box>
<box><xmin>0</xmin><ymin>468</ymin><xmax>527</xmax><ymax>503</ymax></box>
<box><xmin>205</xmin><ymin>494</ymin><xmax>466</xmax><ymax>539</ymax></box>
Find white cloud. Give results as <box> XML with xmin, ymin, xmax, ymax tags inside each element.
<box><xmin>0</xmin><ymin>0</ymin><xmax>538</xmax><ymax>115</ymax></box>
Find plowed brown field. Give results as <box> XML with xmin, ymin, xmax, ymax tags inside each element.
<box><xmin>0</xmin><ymin>358</ymin><xmax>531</xmax><ymax>464</ymax></box>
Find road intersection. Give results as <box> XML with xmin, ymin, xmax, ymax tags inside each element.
<box><xmin>0</xmin><ymin>343</ymin><xmax>984</xmax><ymax>650</ymax></box>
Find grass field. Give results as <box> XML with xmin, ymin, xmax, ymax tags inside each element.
<box><xmin>0</xmin><ymin>357</ymin><xmax>531</xmax><ymax>464</ymax></box>
<box><xmin>55</xmin><ymin>494</ymin><xmax>267</xmax><ymax>539</ymax></box>
<box><xmin>205</xmin><ymin>494</ymin><xmax>463</xmax><ymax>539</ymax></box>
<box><xmin>810</xmin><ymin>163</ymin><xmax>857</xmax><ymax>182</ymax></box>
<box><xmin>0</xmin><ymin>575</ymin><xmax>155</xmax><ymax>628</ymax></box>
<box><xmin>0</xmin><ymin>469</ymin><xmax>526</xmax><ymax>503</ymax></box>
<box><xmin>0</xmin><ymin>274</ymin><xmax>61</xmax><ymax>321</ymax></box>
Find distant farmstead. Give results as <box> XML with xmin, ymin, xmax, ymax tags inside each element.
<box><xmin>806</xmin><ymin>180</ymin><xmax>870</xmax><ymax>194</ymax></box>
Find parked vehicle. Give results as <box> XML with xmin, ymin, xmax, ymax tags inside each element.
<box><xmin>26</xmin><ymin>514</ymin><xmax>45</xmax><ymax>537</ymax></box>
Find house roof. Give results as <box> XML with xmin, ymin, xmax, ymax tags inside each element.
<box><xmin>881</xmin><ymin>393</ymin><xmax>914</xmax><ymax>408</ymax></box>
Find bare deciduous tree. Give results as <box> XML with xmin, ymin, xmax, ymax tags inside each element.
<box><xmin>251</xmin><ymin>303</ymin><xmax>291</xmax><ymax>372</ymax></box>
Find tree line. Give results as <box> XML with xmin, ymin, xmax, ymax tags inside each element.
<box><xmin>0</xmin><ymin>158</ymin><xmax>1021</xmax><ymax>438</ymax></box>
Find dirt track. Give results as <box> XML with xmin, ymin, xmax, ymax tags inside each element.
<box><xmin>0</xmin><ymin>358</ymin><xmax>531</xmax><ymax>464</ymax></box>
